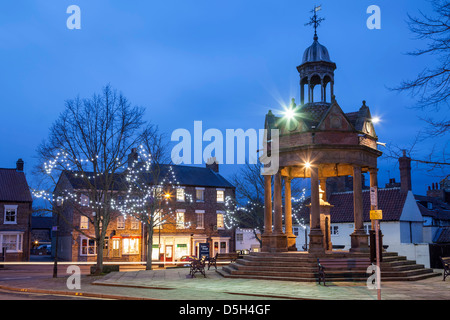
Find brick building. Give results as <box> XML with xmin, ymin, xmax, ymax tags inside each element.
<box><xmin>52</xmin><ymin>158</ymin><xmax>235</xmax><ymax>264</ymax></box>
<box><xmin>0</xmin><ymin>159</ymin><xmax>33</xmax><ymax>261</ymax></box>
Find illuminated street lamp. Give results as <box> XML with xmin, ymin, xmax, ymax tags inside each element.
<box><xmin>371</xmin><ymin>116</ymin><xmax>381</xmax><ymax>124</ymax></box>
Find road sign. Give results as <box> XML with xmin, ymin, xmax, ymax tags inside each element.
<box><xmin>370</xmin><ymin>186</ymin><xmax>378</xmax><ymax>207</ymax></box>
<box><xmin>370</xmin><ymin>210</ymin><xmax>383</xmax><ymax>220</ymax></box>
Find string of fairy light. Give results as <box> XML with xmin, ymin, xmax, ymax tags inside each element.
<box><xmin>223</xmin><ymin>188</ymin><xmax>308</xmax><ymax>232</ymax></box>
<box><xmin>33</xmin><ymin>145</ymin><xmax>193</xmax><ymax>230</ymax></box>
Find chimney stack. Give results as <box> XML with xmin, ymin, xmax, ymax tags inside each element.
<box><xmin>206</xmin><ymin>157</ymin><xmax>219</xmax><ymax>173</ymax></box>
<box><xmin>399</xmin><ymin>150</ymin><xmax>412</xmax><ymax>193</ymax></box>
<box><xmin>16</xmin><ymin>158</ymin><xmax>24</xmax><ymax>172</ymax></box>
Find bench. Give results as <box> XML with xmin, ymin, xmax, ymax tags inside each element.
<box><xmin>208</xmin><ymin>253</ymin><xmax>240</xmax><ymax>270</ymax></box>
<box><xmin>189</xmin><ymin>257</ymin><xmax>206</xmax><ymax>278</ymax></box>
<box><xmin>317</xmin><ymin>257</ymin><xmax>371</xmax><ymax>286</ymax></box>
<box><xmin>440</xmin><ymin>257</ymin><xmax>450</xmax><ymax>281</ymax></box>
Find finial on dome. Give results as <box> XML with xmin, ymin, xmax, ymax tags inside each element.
<box><xmin>306</xmin><ymin>5</ymin><xmax>325</xmax><ymax>41</ymax></box>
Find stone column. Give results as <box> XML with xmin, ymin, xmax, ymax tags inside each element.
<box><xmin>284</xmin><ymin>177</ymin><xmax>296</xmax><ymax>251</ymax></box>
<box><xmin>273</xmin><ymin>173</ymin><xmax>283</xmax><ymax>234</ymax></box>
<box><xmin>261</xmin><ymin>175</ymin><xmax>272</xmax><ymax>252</ymax></box>
<box><xmin>350</xmin><ymin>165</ymin><xmax>369</xmax><ymax>253</ymax></box>
<box><xmin>271</xmin><ymin>172</ymin><xmax>287</xmax><ymax>252</ymax></box>
<box><xmin>309</xmin><ymin>166</ymin><xmax>324</xmax><ymax>254</ymax></box>
<box><xmin>301</xmin><ymin>83</ymin><xmax>305</xmax><ymax>105</ymax></box>
<box><xmin>320</xmin><ymin>79</ymin><xmax>324</xmax><ymax>102</ymax></box>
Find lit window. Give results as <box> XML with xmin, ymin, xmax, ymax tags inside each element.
<box><xmin>217</xmin><ymin>211</ymin><xmax>224</xmax><ymax>229</ymax></box>
<box><xmin>216</xmin><ymin>189</ymin><xmax>225</xmax><ymax>203</ymax></box>
<box><xmin>80</xmin><ymin>215</ymin><xmax>89</xmax><ymax>229</ymax></box>
<box><xmin>4</xmin><ymin>205</ymin><xmax>17</xmax><ymax>224</ymax></box>
<box><xmin>176</xmin><ymin>188</ymin><xmax>185</xmax><ymax>202</ymax></box>
<box><xmin>153</xmin><ymin>210</ymin><xmax>163</xmax><ymax>229</ymax></box>
<box><xmin>122</xmin><ymin>238</ymin><xmax>139</xmax><ymax>255</ymax></box>
<box><xmin>176</xmin><ymin>210</ymin><xmax>185</xmax><ymax>229</ymax></box>
<box><xmin>196</xmin><ymin>188</ymin><xmax>205</xmax><ymax>202</ymax></box>
<box><xmin>117</xmin><ymin>216</ymin><xmax>125</xmax><ymax>229</ymax></box>
<box><xmin>80</xmin><ymin>237</ymin><xmax>96</xmax><ymax>256</ymax></box>
<box><xmin>112</xmin><ymin>239</ymin><xmax>120</xmax><ymax>250</ymax></box>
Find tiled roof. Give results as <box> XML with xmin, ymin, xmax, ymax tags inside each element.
<box><xmin>0</xmin><ymin>168</ymin><xmax>32</xmax><ymax>203</ymax></box>
<box><xmin>414</xmin><ymin>194</ymin><xmax>450</xmax><ymax>221</ymax></box>
<box><xmin>329</xmin><ymin>188</ymin><xmax>408</xmax><ymax>223</ymax></box>
<box><xmin>296</xmin><ymin>188</ymin><xmax>408</xmax><ymax>223</ymax></box>
<box><xmin>434</xmin><ymin>227</ymin><xmax>450</xmax><ymax>243</ymax></box>
<box><xmin>64</xmin><ymin>164</ymin><xmax>235</xmax><ymax>190</ymax></box>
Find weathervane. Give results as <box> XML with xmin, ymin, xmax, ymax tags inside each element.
<box><xmin>305</xmin><ymin>5</ymin><xmax>325</xmax><ymax>41</ymax></box>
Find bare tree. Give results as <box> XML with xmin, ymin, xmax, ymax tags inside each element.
<box><xmin>115</xmin><ymin>144</ymin><xmax>193</xmax><ymax>270</ymax></box>
<box><xmin>225</xmin><ymin>162</ymin><xmax>307</xmax><ymax>246</ymax></box>
<box><xmin>34</xmin><ymin>84</ymin><xmax>156</xmax><ymax>275</ymax></box>
<box><xmin>389</xmin><ymin>0</ymin><xmax>450</xmax><ymax>173</ymax></box>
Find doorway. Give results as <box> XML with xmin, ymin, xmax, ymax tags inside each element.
<box><xmin>165</xmin><ymin>245</ymin><xmax>173</xmax><ymax>262</ymax></box>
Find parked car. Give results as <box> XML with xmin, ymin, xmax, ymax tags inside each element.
<box><xmin>179</xmin><ymin>255</ymin><xmax>196</xmax><ymax>266</ymax></box>
<box><xmin>36</xmin><ymin>245</ymin><xmax>51</xmax><ymax>255</ymax></box>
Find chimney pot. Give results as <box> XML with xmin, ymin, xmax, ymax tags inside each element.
<box><xmin>16</xmin><ymin>159</ymin><xmax>24</xmax><ymax>172</ymax></box>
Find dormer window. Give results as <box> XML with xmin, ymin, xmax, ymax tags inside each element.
<box><xmin>427</xmin><ymin>202</ymin><xmax>433</xmax><ymax>210</ymax></box>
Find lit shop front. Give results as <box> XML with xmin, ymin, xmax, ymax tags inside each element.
<box><xmin>151</xmin><ymin>235</ymin><xmax>231</xmax><ymax>262</ymax></box>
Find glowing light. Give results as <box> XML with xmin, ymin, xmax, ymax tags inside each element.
<box><xmin>284</xmin><ymin>107</ymin><xmax>296</xmax><ymax>119</ymax></box>
<box><xmin>371</xmin><ymin>117</ymin><xmax>381</xmax><ymax>124</ymax></box>
<box><xmin>304</xmin><ymin>162</ymin><xmax>311</xmax><ymax>169</ymax></box>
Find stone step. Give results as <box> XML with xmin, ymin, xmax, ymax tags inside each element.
<box><xmin>217</xmin><ymin>251</ymin><xmax>440</xmax><ymax>282</ymax></box>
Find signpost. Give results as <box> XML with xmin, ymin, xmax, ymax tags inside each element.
<box><xmin>199</xmin><ymin>243</ymin><xmax>210</xmax><ymax>260</ymax></box>
<box><xmin>370</xmin><ymin>186</ymin><xmax>381</xmax><ymax>300</ymax></box>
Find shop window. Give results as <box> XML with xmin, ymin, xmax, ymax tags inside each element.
<box><xmin>122</xmin><ymin>238</ymin><xmax>139</xmax><ymax>255</ymax></box>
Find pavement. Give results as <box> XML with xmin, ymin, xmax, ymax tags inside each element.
<box><xmin>0</xmin><ymin>263</ymin><xmax>449</xmax><ymax>301</ymax></box>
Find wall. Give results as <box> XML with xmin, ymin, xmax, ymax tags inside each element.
<box><xmin>386</xmin><ymin>243</ymin><xmax>430</xmax><ymax>268</ymax></box>
<box><xmin>235</xmin><ymin>228</ymin><xmax>261</xmax><ymax>252</ymax></box>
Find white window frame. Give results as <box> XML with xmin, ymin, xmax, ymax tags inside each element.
<box><xmin>117</xmin><ymin>216</ymin><xmax>125</xmax><ymax>229</ymax></box>
<box><xmin>196</xmin><ymin>210</ymin><xmax>205</xmax><ymax>229</ymax></box>
<box><xmin>0</xmin><ymin>232</ymin><xmax>23</xmax><ymax>253</ymax></box>
<box><xmin>331</xmin><ymin>225</ymin><xmax>339</xmax><ymax>236</ymax></box>
<box><xmin>196</xmin><ymin>187</ymin><xmax>205</xmax><ymax>202</ymax></box>
<box><xmin>80</xmin><ymin>237</ymin><xmax>97</xmax><ymax>256</ymax></box>
<box><xmin>176</xmin><ymin>187</ymin><xmax>185</xmax><ymax>202</ymax></box>
<box><xmin>176</xmin><ymin>210</ymin><xmax>185</xmax><ymax>229</ymax></box>
<box><xmin>4</xmin><ymin>205</ymin><xmax>18</xmax><ymax>225</ymax></box>
<box><xmin>216</xmin><ymin>189</ymin><xmax>225</xmax><ymax>203</ymax></box>
<box><xmin>216</xmin><ymin>211</ymin><xmax>225</xmax><ymax>229</ymax></box>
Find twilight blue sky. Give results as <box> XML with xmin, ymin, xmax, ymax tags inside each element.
<box><xmin>0</xmin><ymin>0</ymin><xmax>448</xmax><ymax>196</ymax></box>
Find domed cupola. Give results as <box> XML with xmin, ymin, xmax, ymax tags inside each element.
<box><xmin>297</xmin><ymin>7</ymin><xmax>336</xmax><ymax>105</ymax></box>
<box><xmin>302</xmin><ymin>39</ymin><xmax>332</xmax><ymax>64</ymax></box>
